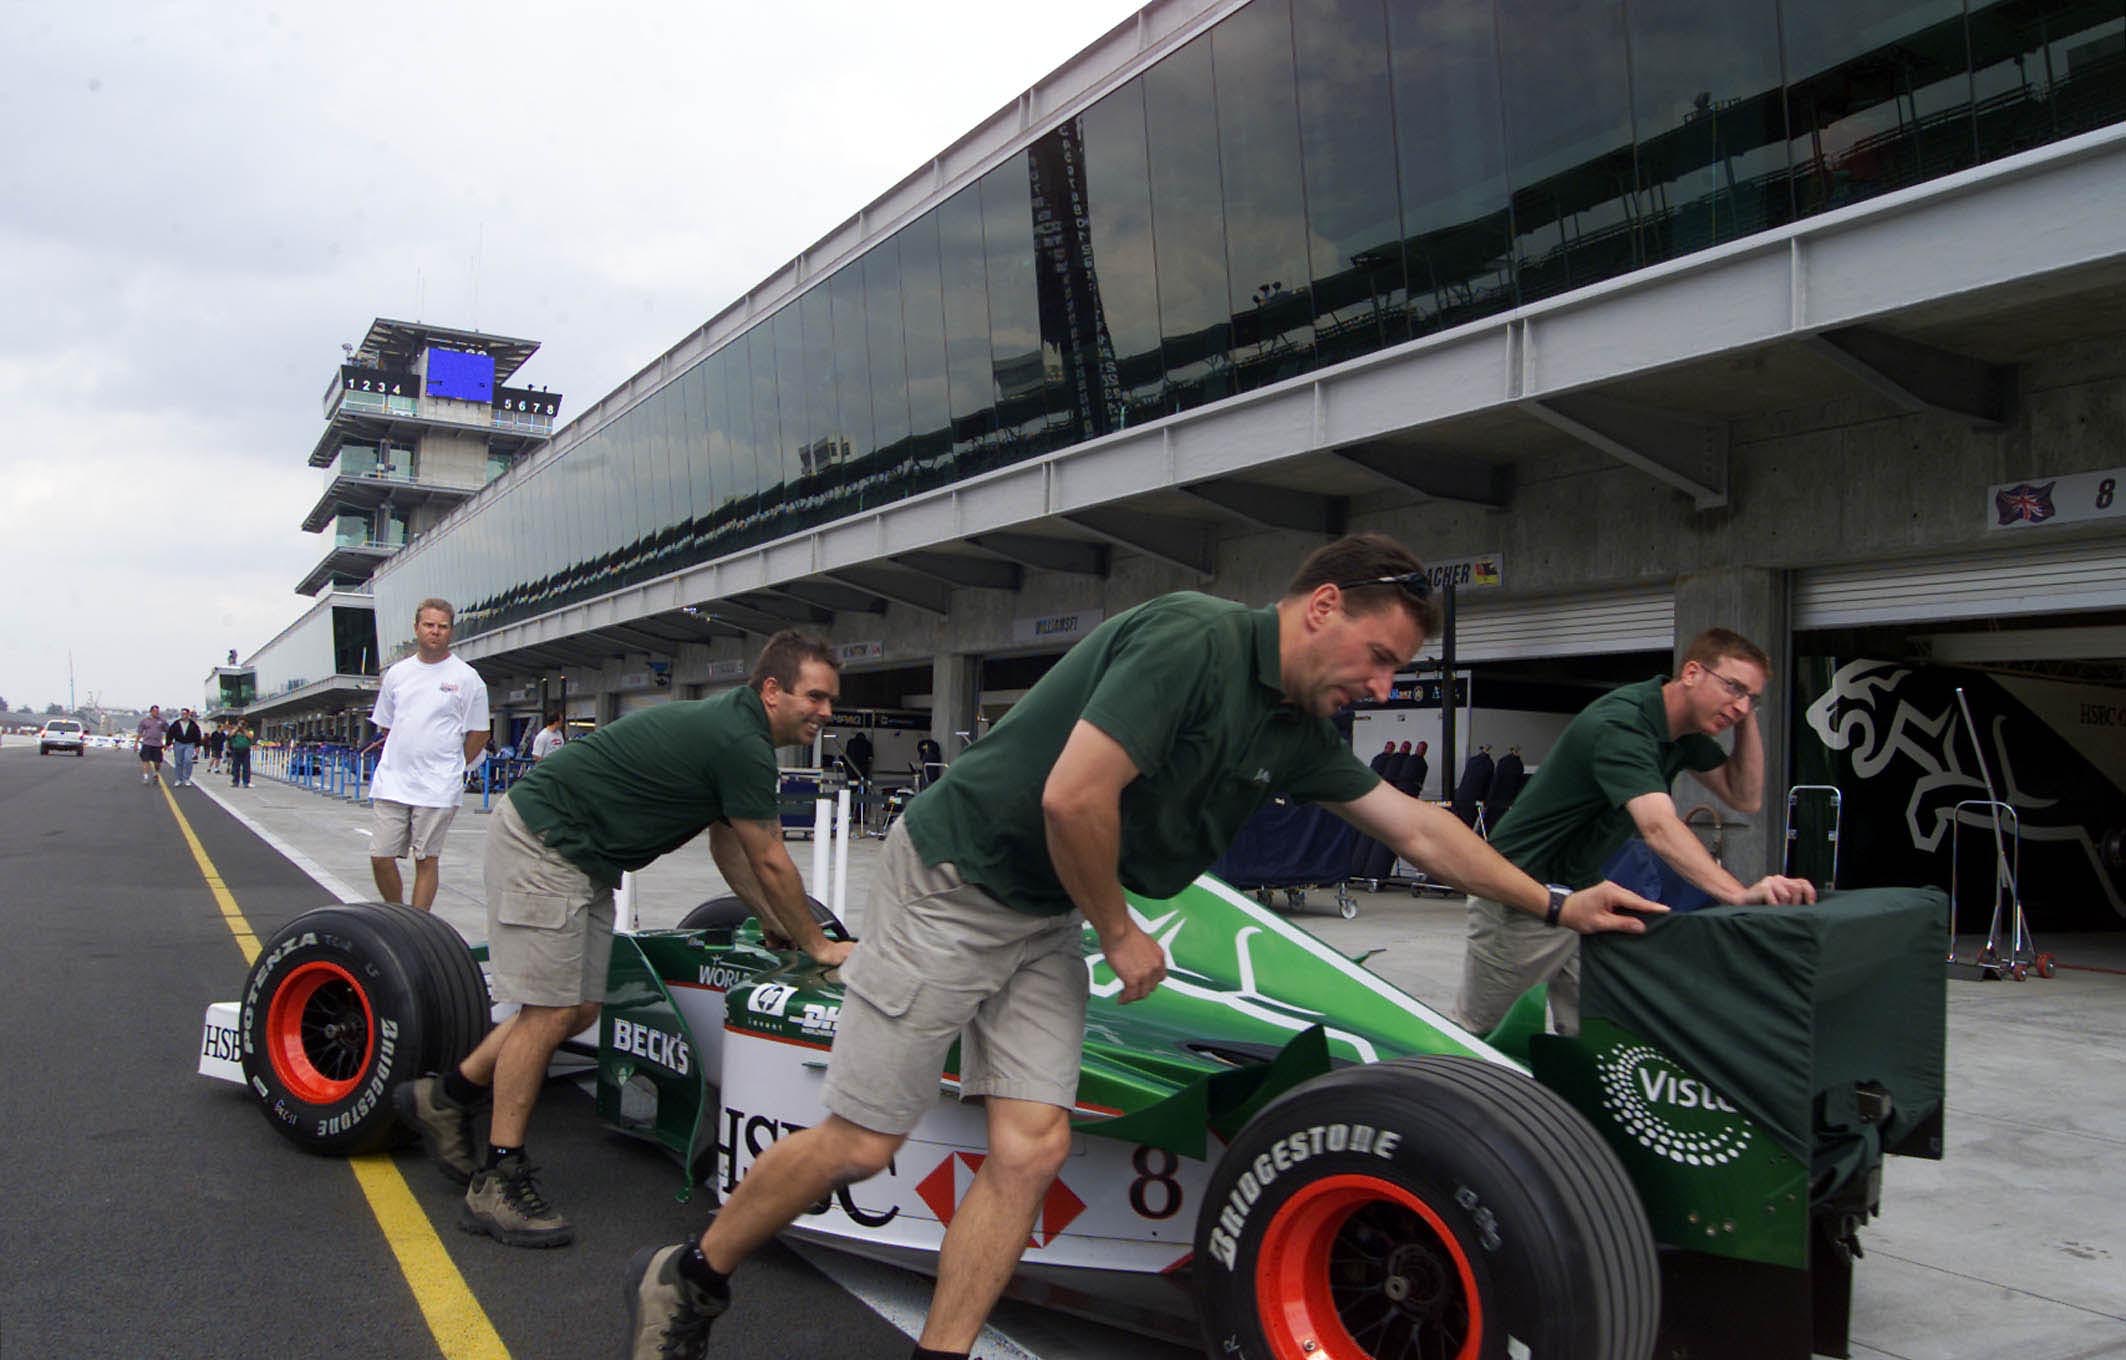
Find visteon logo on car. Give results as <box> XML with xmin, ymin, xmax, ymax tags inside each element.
<box><xmin>1595</xmin><ymin>1043</ymin><xmax>1753</xmax><ymax>1167</ymax></box>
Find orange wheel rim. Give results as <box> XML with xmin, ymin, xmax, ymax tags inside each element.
<box><xmin>265</xmin><ymin>960</ymin><xmax>375</xmax><ymax>1104</ymax></box>
<box><xmin>1255</xmin><ymin>1173</ymin><xmax>1481</xmax><ymax>1360</ymax></box>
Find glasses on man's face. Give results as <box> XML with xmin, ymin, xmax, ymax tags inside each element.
<box><xmin>1331</xmin><ymin>572</ymin><xmax>1432</xmax><ymax>604</ymax></box>
<box><xmin>1704</xmin><ymin>668</ymin><xmax>1763</xmax><ymax>708</ymax></box>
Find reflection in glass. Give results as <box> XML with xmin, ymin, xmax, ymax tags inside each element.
<box><xmin>799</xmin><ymin>284</ymin><xmax>839</xmax><ymax>489</ymax></box>
<box><xmin>747</xmin><ymin>324</ymin><xmax>784</xmax><ymax>540</ymax></box>
<box><xmin>866</xmin><ymin>241</ymin><xmax>912</xmax><ymax>508</ymax></box>
<box><xmin>1146</xmin><ymin>34</ymin><xmax>1232</xmax><ymax>413</ymax></box>
<box><xmin>1296</xmin><ymin>0</ymin><xmax>1407</xmax><ymax>363</ymax></box>
<box><xmin>1078</xmin><ymin>79</ymin><xmax>1165</xmax><ymax>426</ymax></box>
<box><xmin>1214</xmin><ymin>0</ymin><xmax>1315</xmax><ymax>391</ymax></box>
<box><xmin>1628</xmin><ymin>0</ymin><xmax>1791</xmax><ymax>258</ymax></box>
<box><xmin>1028</xmin><ymin>120</ymin><xmax>1118</xmax><ymax>443</ymax></box>
<box><xmin>772</xmin><ymin>306</ymin><xmax>807</xmax><ymax>499</ymax></box>
<box><xmin>1498</xmin><ymin>0</ymin><xmax>1639</xmax><ymax>303</ymax></box>
<box><xmin>937</xmin><ymin>184</ymin><xmax>995</xmax><ymax>471</ymax></box>
<box><xmin>1783</xmin><ymin>0</ymin><xmax>1973</xmax><ymax>216</ymax></box>
<box><xmin>1388</xmin><ymin>0</ymin><xmax>1518</xmax><ymax>332</ymax></box>
<box><xmin>830</xmin><ymin>263</ymin><xmax>874</xmax><ymax>493</ymax></box>
<box><xmin>899</xmin><ymin>211</ymin><xmax>955</xmax><ymax>494</ymax></box>
<box><xmin>1967</xmin><ymin>0</ymin><xmax>2125</xmax><ymax>167</ymax></box>
<box><xmin>982</xmin><ymin>155</ymin><xmax>1055</xmax><ymax>468</ymax></box>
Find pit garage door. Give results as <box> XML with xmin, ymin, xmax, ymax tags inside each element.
<box><xmin>1452</xmin><ymin>587</ymin><xmax>1675</xmax><ymax>662</ymax></box>
<box><xmin>1794</xmin><ymin>540</ymin><xmax>2126</xmax><ymax>628</ymax></box>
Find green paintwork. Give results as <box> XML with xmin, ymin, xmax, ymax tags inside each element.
<box><xmin>1533</xmin><ymin>1020</ymin><xmax>1810</xmax><ymax>1268</ymax></box>
<box><xmin>580</xmin><ymin>874</ymin><xmax>1930</xmax><ymax>1277</ymax></box>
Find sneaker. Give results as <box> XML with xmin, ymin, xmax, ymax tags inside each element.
<box><xmin>623</xmin><ymin>1244</ymin><xmax>729</xmax><ymax>1360</ymax></box>
<box><xmin>459</xmin><ymin>1155</ymin><xmax>572</xmax><ymax>1248</ymax></box>
<box><xmin>393</xmin><ymin>1075</ymin><xmax>481</xmax><ymax>1184</ymax></box>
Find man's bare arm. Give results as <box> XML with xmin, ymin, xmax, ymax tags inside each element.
<box><xmin>714</xmin><ymin>819</ymin><xmax>854</xmax><ymax>966</ymax></box>
<box><xmin>463</xmin><ymin>731</ymin><xmax>489</xmax><ymax>765</ymax></box>
<box><xmin>1331</xmin><ymin>782</ymin><xmax>1664</xmax><ymax>934</ymax></box>
<box><xmin>1041</xmin><ymin>721</ymin><xmax>1168</xmax><ymax>1002</ymax></box>
<box><xmin>1628</xmin><ymin>790</ymin><xmax>1814</xmax><ymax>905</ymax></box>
<box><xmin>1690</xmin><ymin>708</ymin><xmax>1764</xmax><ymax>814</ymax></box>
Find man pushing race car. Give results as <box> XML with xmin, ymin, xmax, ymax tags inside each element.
<box><xmin>621</xmin><ymin>533</ymin><xmax>1668</xmax><ymax>1360</ymax></box>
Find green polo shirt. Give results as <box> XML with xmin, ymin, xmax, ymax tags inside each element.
<box><xmin>903</xmin><ymin>592</ymin><xmax>1381</xmax><ymax>916</ymax></box>
<box><xmin>1487</xmin><ymin>676</ymin><xmax>1728</xmax><ymax>890</ymax></box>
<box><xmin>506</xmin><ymin>687</ymin><xmax>780</xmax><ymax>889</ymax></box>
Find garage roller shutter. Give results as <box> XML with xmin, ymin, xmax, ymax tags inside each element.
<box><xmin>1794</xmin><ymin>540</ymin><xmax>2126</xmax><ymax>628</ymax></box>
<box><xmin>1453</xmin><ymin>587</ymin><xmax>1674</xmax><ymax>661</ymax></box>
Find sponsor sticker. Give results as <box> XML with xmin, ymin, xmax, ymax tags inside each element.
<box><xmin>1594</xmin><ymin>1043</ymin><xmax>1753</xmax><ymax>1167</ymax></box>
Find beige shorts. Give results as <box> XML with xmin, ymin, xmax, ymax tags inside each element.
<box><xmin>370</xmin><ymin>799</ymin><xmax>459</xmax><ymax>860</ymax></box>
<box><xmin>1453</xmin><ymin>894</ymin><xmax>1581</xmax><ymax>1036</ymax></box>
<box><xmin>821</xmin><ymin>821</ymin><xmax>1088</xmax><ymax>1135</ymax></box>
<box><xmin>482</xmin><ymin>795</ymin><xmax>613</xmax><ymax>1007</ymax></box>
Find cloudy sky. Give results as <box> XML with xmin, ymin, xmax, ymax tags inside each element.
<box><xmin>0</xmin><ymin>0</ymin><xmax>1147</xmax><ymax>715</ymax></box>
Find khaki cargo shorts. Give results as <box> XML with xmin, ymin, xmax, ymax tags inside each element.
<box><xmin>482</xmin><ymin>794</ymin><xmax>613</xmax><ymax>1008</ymax></box>
<box><xmin>822</xmin><ymin>822</ymin><xmax>1088</xmax><ymax>1136</ymax></box>
<box><xmin>370</xmin><ymin>798</ymin><xmax>459</xmax><ymax>860</ymax></box>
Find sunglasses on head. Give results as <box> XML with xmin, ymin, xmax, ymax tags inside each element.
<box><xmin>1330</xmin><ymin>571</ymin><xmax>1433</xmax><ymax>602</ymax></box>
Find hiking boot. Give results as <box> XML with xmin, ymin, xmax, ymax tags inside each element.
<box><xmin>393</xmin><ymin>1075</ymin><xmax>481</xmax><ymax>1184</ymax></box>
<box><xmin>623</xmin><ymin>1244</ymin><xmax>729</xmax><ymax>1360</ymax></box>
<box><xmin>460</xmin><ymin>1155</ymin><xmax>573</xmax><ymax>1248</ymax></box>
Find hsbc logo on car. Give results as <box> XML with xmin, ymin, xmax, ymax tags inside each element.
<box><xmin>611</xmin><ymin>1019</ymin><xmax>691</xmax><ymax>1076</ymax></box>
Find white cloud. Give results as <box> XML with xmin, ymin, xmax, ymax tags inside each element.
<box><xmin>0</xmin><ymin>0</ymin><xmax>1146</xmax><ymax>711</ymax></box>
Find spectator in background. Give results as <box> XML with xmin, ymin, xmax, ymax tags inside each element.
<box><xmin>205</xmin><ymin>721</ymin><xmax>228</xmax><ymax>776</ymax></box>
<box><xmin>844</xmin><ymin>729</ymin><xmax>873</xmax><ymax>781</ymax></box>
<box><xmin>227</xmin><ymin>722</ymin><xmax>253</xmax><ymax>788</ymax></box>
<box><xmin>530</xmin><ymin>712</ymin><xmax>566</xmax><ymax>762</ymax></box>
<box><xmin>167</xmin><ymin>709</ymin><xmax>204</xmax><ymax>788</ymax></box>
<box><xmin>367</xmin><ymin>599</ymin><xmax>490</xmax><ymax>910</ymax></box>
<box><xmin>136</xmin><ymin>705</ymin><xmax>168</xmax><ymax>786</ymax></box>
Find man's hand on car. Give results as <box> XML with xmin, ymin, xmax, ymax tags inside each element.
<box><xmin>1102</xmin><ymin>923</ymin><xmax>1169</xmax><ymax>1003</ymax></box>
<box><xmin>1560</xmin><ymin>881</ymin><xmax>1669</xmax><ymax>935</ymax></box>
<box><xmin>1742</xmin><ymin>874</ymin><xmax>1818</xmax><ymax>905</ymax></box>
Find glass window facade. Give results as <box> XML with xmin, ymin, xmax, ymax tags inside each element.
<box><xmin>412</xmin><ymin>0</ymin><xmax>2125</xmax><ymax>645</ymax></box>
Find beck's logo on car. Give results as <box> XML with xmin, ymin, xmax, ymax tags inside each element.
<box><xmin>1594</xmin><ymin>1043</ymin><xmax>1752</xmax><ymax>1167</ymax></box>
<box><xmin>610</xmin><ymin>1018</ymin><xmax>691</xmax><ymax>1076</ymax></box>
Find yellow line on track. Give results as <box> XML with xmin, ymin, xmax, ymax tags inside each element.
<box><xmin>158</xmin><ymin>781</ymin><xmax>512</xmax><ymax>1360</ymax></box>
<box><xmin>160</xmin><ymin>779</ymin><xmax>261</xmax><ymax>965</ymax></box>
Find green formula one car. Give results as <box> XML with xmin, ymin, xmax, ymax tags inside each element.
<box><xmin>200</xmin><ymin>875</ymin><xmax>1946</xmax><ymax>1360</ymax></box>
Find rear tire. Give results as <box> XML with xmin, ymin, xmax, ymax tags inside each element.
<box><xmin>239</xmin><ymin>902</ymin><xmax>490</xmax><ymax>1156</ymax></box>
<box><xmin>1194</xmin><ymin>1055</ymin><xmax>1658</xmax><ymax>1360</ymax></box>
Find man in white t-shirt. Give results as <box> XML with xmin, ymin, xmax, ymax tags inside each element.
<box><xmin>529</xmin><ymin>711</ymin><xmax>566</xmax><ymax>762</ymax></box>
<box><xmin>368</xmin><ymin>598</ymin><xmax>491</xmax><ymax>909</ymax></box>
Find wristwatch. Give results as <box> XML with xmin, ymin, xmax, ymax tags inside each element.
<box><xmin>1543</xmin><ymin>884</ymin><xmax>1570</xmax><ymax>928</ymax></box>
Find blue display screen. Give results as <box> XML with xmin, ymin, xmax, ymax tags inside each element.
<box><xmin>426</xmin><ymin>348</ymin><xmax>496</xmax><ymax>403</ymax></box>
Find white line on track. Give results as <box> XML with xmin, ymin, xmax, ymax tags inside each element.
<box><xmin>192</xmin><ymin>781</ymin><xmax>365</xmax><ymax>903</ymax></box>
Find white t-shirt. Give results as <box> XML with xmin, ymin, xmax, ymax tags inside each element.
<box><xmin>530</xmin><ymin>725</ymin><xmax>566</xmax><ymax>760</ymax></box>
<box><xmin>369</xmin><ymin>653</ymin><xmax>490</xmax><ymax>807</ymax></box>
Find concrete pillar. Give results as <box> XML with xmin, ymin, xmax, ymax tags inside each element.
<box><xmin>930</xmin><ymin>652</ymin><xmax>981</xmax><ymax>759</ymax></box>
<box><xmin>1673</xmin><ymin>566</ymin><xmax>1790</xmax><ymax>884</ymax></box>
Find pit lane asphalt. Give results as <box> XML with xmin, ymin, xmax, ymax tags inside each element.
<box><xmin>0</xmin><ymin>748</ymin><xmax>934</xmax><ymax>1360</ymax></box>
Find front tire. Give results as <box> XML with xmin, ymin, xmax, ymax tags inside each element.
<box><xmin>238</xmin><ymin>903</ymin><xmax>490</xmax><ymax>1156</ymax></box>
<box><xmin>1194</xmin><ymin>1055</ymin><xmax>1658</xmax><ymax>1360</ymax></box>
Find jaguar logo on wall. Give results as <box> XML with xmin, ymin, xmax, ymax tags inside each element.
<box><xmin>1797</xmin><ymin>659</ymin><xmax>2126</xmax><ymax>928</ymax></box>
